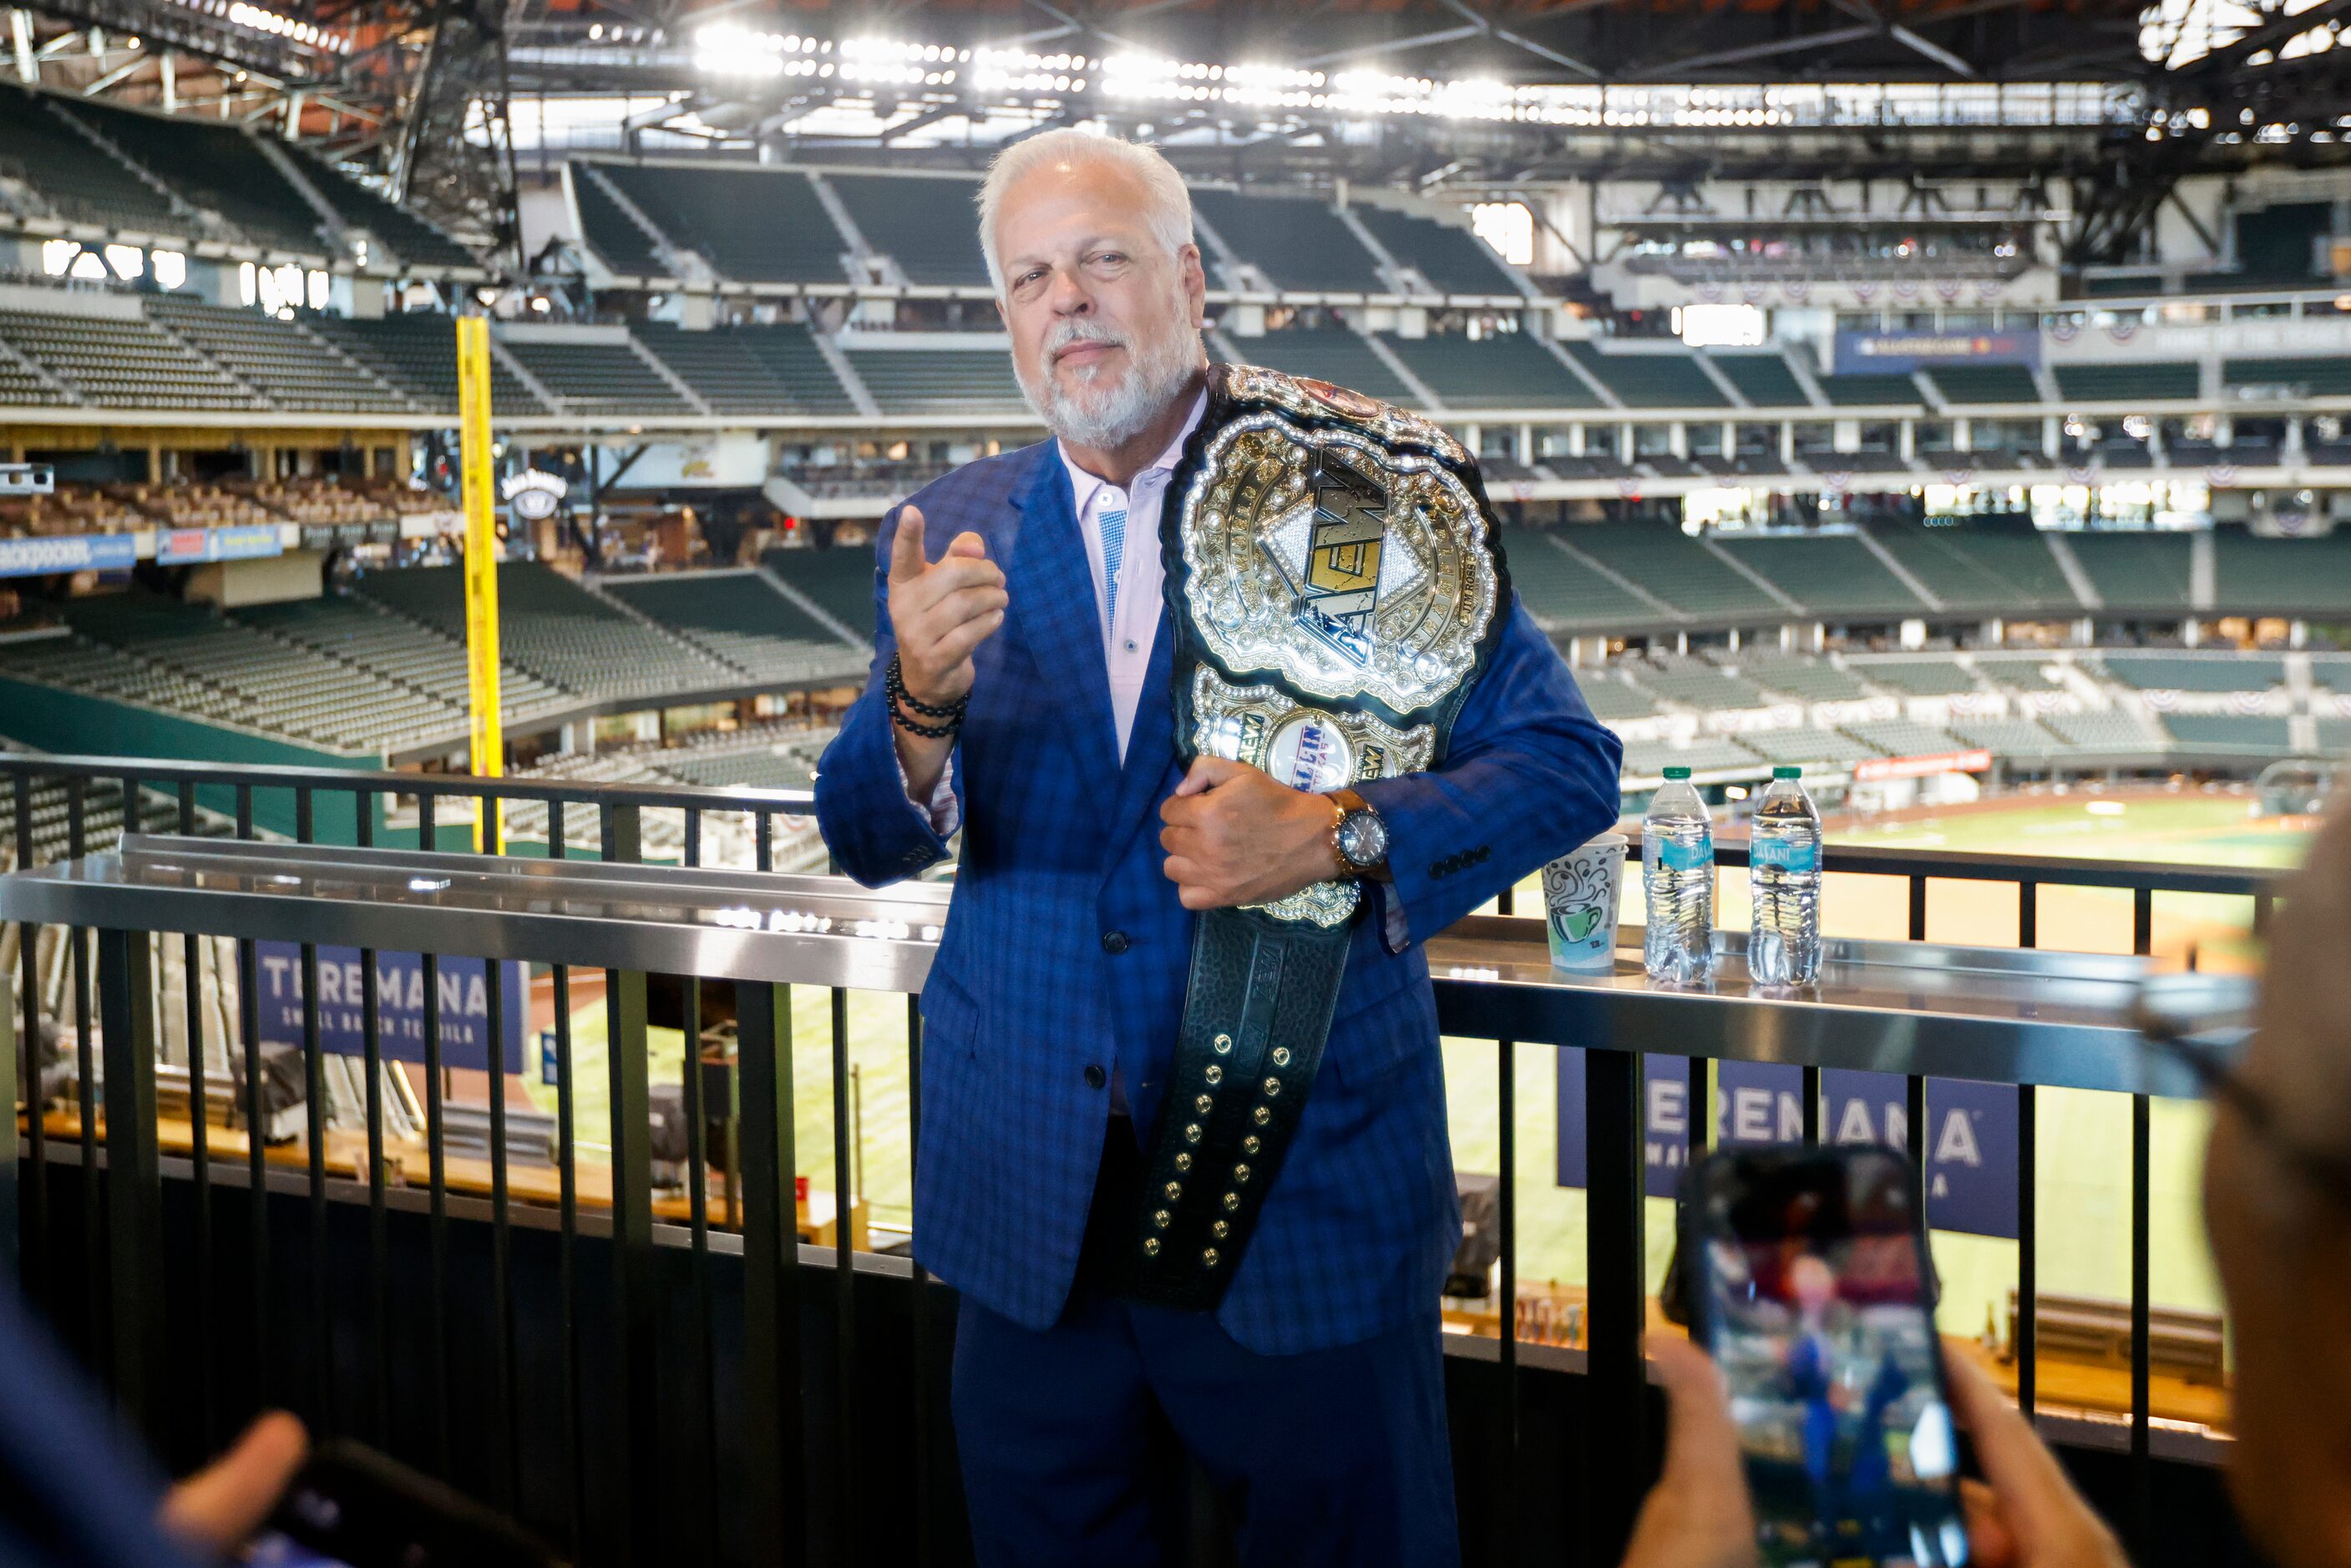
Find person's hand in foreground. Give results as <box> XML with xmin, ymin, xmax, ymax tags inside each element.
<box><xmin>162</xmin><ymin>1409</ymin><xmax>309</xmax><ymax>1557</ymax></box>
<box><xmin>1943</xmin><ymin>1350</ymin><xmax>2131</xmax><ymax>1568</ymax></box>
<box><xmin>1622</xmin><ymin>1338</ymin><xmax>2133</xmax><ymax>1568</ymax></box>
<box><xmin>1619</xmin><ymin>1337</ymin><xmax>1761</xmax><ymax>1568</ymax></box>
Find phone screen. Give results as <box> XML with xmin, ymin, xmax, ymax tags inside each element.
<box><xmin>1691</xmin><ymin>1147</ymin><xmax>1970</xmax><ymax>1568</ymax></box>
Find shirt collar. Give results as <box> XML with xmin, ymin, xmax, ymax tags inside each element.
<box><xmin>1059</xmin><ymin>386</ymin><xmax>1208</xmax><ymax>518</ymax></box>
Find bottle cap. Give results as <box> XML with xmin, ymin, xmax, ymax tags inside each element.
<box><xmin>1772</xmin><ymin>766</ymin><xmax>1801</xmax><ymax>779</ymax></box>
<box><xmin>1662</xmin><ymin>766</ymin><xmax>1692</xmax><ymax>780</ymax></box>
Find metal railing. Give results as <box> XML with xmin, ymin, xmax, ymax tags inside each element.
<box><xmin>0</xmin><ymin>751</ymin><xmax>2283</xmax><ymax>1566</ymax></box>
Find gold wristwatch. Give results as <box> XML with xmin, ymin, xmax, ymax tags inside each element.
<box><xmin>1327</xmin><ymin>787</ymin><xmax>1392</xmax><ymax>883</ymax></box>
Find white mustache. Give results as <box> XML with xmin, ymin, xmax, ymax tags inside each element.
<box><xmin>1044</xmin><ymin>319</ymin><xmax>1127</xmax><ymax>362</ymax></box>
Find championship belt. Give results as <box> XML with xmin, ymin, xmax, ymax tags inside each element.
<box><xmin>1117</xmin><ymin>362</ymin><xmax>1511</xmax><ymax>1310</ymax></box>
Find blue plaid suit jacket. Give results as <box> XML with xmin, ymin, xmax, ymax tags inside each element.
<box><xmin>815</xmin><ymin>435</ymin><xmax>1623</xmax><ymax>1354</ymax></box>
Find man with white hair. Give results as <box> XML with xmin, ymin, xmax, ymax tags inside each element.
<box><xmin>816</xmin><ymin>129</ymin><xmax>1621</xmax><ymax>1565</ymax></box>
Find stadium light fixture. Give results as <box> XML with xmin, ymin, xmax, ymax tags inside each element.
<box><xmin>167</xmin><ymin>0</ymin><xmax>349</xmax><ymax>53</ymax></box>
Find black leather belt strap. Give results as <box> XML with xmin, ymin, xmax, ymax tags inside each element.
<box><xmin>1113</xmin><ymin>904</ymin><xmax>1353</xmax><ymax>1311</ymax></box>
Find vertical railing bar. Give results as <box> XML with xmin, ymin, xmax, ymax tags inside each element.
<box><xmin>353</xmin><ymin>791</ymin><xmax>390</xmax><ymax>1448</ymax></box>
<box><xmin>1584</xmin><ymin>1044</ymin><xmax>1645</xmax><ymax>1567</ymax></box>
<box><xmin>422</xmin><ymin>950</ymin><xmax>450</xmax><ymax>1480</ymax></box>
<box><xmin>2018</xmin><ymin>878</ymin><xmax>2038</xmax><ymax>1419</ymax></box>
<box><xmin>97</xmin><ymin>923</ymin><xmax>162</xmax><ymax>1444</ymax></box>
<box><xmin>13</xmin><ymin>771</ymin><xmax>43</xmax><ymax>1313</ymax></box>
<box><xmin>1907</xmin><ymin>871</ymin><xmax>1927</xmax><ymax>1186</ymax></box>
<box><xmin>831</xmin><ymin>984</ymin><xmax>858</xmax><ymax>1542</ymax></box>
<box><xmin>739</xmin><ymin>974</ymin><xmax>804</xmax><ymax>1568</ymax></box>
<box><xmin>1497</xmin><ymin>1029</ymin><xmax>1520</xmax><ymax>1565</ymax></box>
<box><xmin>294</xmin><ymin>788</ymin><xmax>333</xmax><ymax>1434</ymax></box>
<box><xmin>907</xmin><ymin>994</ymin><xmax>933</xmax><ymax>1566</ymax></box>
<box><xmin>1801</xmin><ymin>1065</ymin><xmax>1822</xmax><ymax>1146</ymax></box>
<box><xmin>67</xmin><ymin>777</ymin><xmax>102</xmax><ymax>1380</ymax></box>
<box><xmin>235</xmin><ymin>784</ymin><xmax>267</xmax><ymax>1416</ymax></box>
<box><xmin>482</xmin><ymin>785</ymin><xmax>517</xmax><ymax>1512</ymax></box>
<box><xmin>2131</xmin><ymin>882</ymin><xmax>2153</xmax><ymax>1553</ymax></box>
<box><xmin>601</xmin><ymin>802</ymin><xmax>658</xmax><ymax>1567</ymax></box>
<box><xmin>172</xmin><ymin>777</ymin><xmax>211</xmax><ymax>1459</ymax></box>
<box><xmin>683</xmin><ymin>807</ymin><xmax>718</xmax><ymax>1565</ymax></box>
<box><xmin>756</xmin><ymin>810</ymin><xmax>773</xmax><ymax>873</ymax></box>
<box><xmin>549</xmin><ymin>795</ymin><xmax>585</xmax><ymax>1561</ymax></box>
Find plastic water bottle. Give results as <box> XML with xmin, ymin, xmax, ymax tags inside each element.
<box><xmin>1642</xmin><ymin>766</ymin><xmax>1715</xmax><ymax>984</ymax></box>
<box><xmin>1748</xmin><ymin>766</ymin><xmax>1823</xmax><ymax>986</ymax></box>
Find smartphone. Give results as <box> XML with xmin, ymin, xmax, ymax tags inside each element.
<box><xmin>258</xmin><ymin>1439</ymin><xmax>566</xmax><ymax>1568</ymax></box>
<box><xmin>1682</xmin><ymin>1146</ymin><xmax>1970</xmax><ymax>1568</ymax></box>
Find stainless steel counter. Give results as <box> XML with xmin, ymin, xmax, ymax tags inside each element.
<box><xmin>0</xmin><ymin>835</ymin><xmax>2196</xmax><ymax>1098</ymax></box>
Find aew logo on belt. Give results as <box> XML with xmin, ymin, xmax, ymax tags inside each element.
<box><xmin>1295</xmin><ymin>448</ymin><xmax>1387</xmax><ymax>666</ymax></box>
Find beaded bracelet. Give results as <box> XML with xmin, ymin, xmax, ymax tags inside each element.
<box><xmin>886</xmin><ymin>653</ymin><xmax>965</xmax><ymax>738</ymax></box>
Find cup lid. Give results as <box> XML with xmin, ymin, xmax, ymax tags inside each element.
<box><xmin>1662</xmin><ymin>766</ymin><xmax>1691</xmax><ymax>780</ymax></box>
<box><xmin>1772</xmin><ymin>766</ymin><xmax>1801</xmax><ymax>779</ymax></box>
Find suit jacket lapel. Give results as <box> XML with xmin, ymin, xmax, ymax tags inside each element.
<box><xmin>1006</xmin><ymin>443</ymin><xmax>1122</xmax><ymax>792</ymax></box>
<box><xmin>1100</xmin><ymin>599</ymin><xmax>1178</xmax><ymax>875</ymax></box>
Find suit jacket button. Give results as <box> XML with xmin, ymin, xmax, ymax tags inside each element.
<box><xmin>1101</xmin><ymin>930</ymin><xmax>1130</xmax><ymax>954</ymax></box>
<box><xmin>1084</xmin><ymin>1064</ymin><xmax>1107</xmax><ymax>1090</ymax></box>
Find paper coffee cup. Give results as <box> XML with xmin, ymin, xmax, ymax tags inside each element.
<box><xmin>1542</xmin><ymin>832</ymin><xmax>1627</xmax><ymax>974</ymax></box>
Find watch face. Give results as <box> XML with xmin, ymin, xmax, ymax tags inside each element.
<box><xmin>1338</xmin><ymin>809</ymin><xmax>1388</xmax><ymax>867</ymax></box>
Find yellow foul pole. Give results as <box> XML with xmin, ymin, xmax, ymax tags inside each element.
<box><xmin>455</xmin><ymin>316</ymin><xmax>504</xmax><ymax>852</ymax></box>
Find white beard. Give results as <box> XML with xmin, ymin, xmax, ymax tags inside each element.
<box><xmin>1016</xmin><ymin>307</ymin><xmax>1203</xmax><ymax>452</ymax></box>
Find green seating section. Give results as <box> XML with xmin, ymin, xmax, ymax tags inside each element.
<box><xmin>1566</xmin><ymin>522</ymin><xmax>1779</xmax><ymax>620</ymax></box>
<box><xmin>602</xmin><ymin>571</ymin><xmax>865</xmax><ymax>686</ymax></box>
<box><xmin>0</xmin><ymin>308</ymin><xmax>258</xmax><ymax>411</ymax></box>
<box><xmin>1814</xmin><ymin>372</ymin><xmax>1920</xmax><ymax>407</ymax></box>
<box><xmin>1864</xmin><ymin>519</ymin><xmax>2076</xmax><ymax>615</ymax></box>
<box><xmin>570</xmin><ymin>166</ymin><xmax>665</xmax><ymax>276</ymax></box>
<box><xmin>1564</xmin><ymin>343</ymin><xmax>1727</xmax><ymax>407</ymax></box>
<box><xmin>1738</xmin><ymin>654</ymin><xmax>1870</xmax><ymax>702</ymax></box>
<box><xmin>502</xmin><ymin>337</ymin><xmax>692</xmax><ymax>416</ymax></box>
<box><xmin>1928</xmin><ymin>365</ymin><xmax>2040</xmax><ymax>406</ymax></box>
<box><xmin>311</xmin><ymin>314</ymin><xmax>548</xmax><ymax>415</ymax></box>
<box><xmin>1497</xmin><ymin>527</ymin><xmax>1657</xmax><ymax>630</ymax></box>
<box><xmin>233</xmin><ymin>594</ymin><xmax>570</xmax><ymax>724</ymax></box>
<box><xmin>55</xmin><ymin>94</ymin><xmax>327</xmax><ymax>255</ymax></box>
<box><xmin>1713</xmin><ymin>354</ymin><xmax>1811</xmax><ymax>407</ymax></box>
<box><xmin>633</xmin><ymin>322</ymin><xmax>854</xmax><ymax>415</ymax></box>
<box><xmin>290</xmin><ymin>147</ymin><xmax>477</xmax><ymax>270</ymax></box>
<box><xmin>0</xmin><ymin>82</ymin><xmax>182</xmax><ymax>233</ymax></box>
<box><xmin>1381</xmin><ymin>332</ymin><xmax>1596</xmax><ymax>408</ymax></box>
<box><xmin>2162</xmin><ymin>713</ymin><xmax>2293</xmax><ymax>751</ymax></box>
<box><xmin>1191</xmin><ymin>189</ymin><xmax>1386</xmax><ymax>293</ymax></box>
<box><xmin>2101</xmin><ymin>655</ymin><xmax>2284</xmax><ymax>692</ymax></box>
<box><xmin>146</xmin><ymin>296</ymin><xmax>412</xmax><ymax>414</ymax></box>
<box><xmin>357</xmin><ymin>562</ymin><xmax>739</xmax><ymax>701</ymax></box>
<box><xmin>1715</xmin><ymin>536</ymin><xmax>1926</xmax><ymax>619</ymax></box>
<box><xmin>763</xmin><ymin>547</ymin><xmax>879</xmax><ymax>640</ymax></box>
<box><xmin>842</xmin><ymin>347</ymin><xmax>1026</xmax><ymax>416</ymax></box>
<box><xmin>590</xmin><ymin>162</ymin><xmax>848</xmax><ymax>284</ymax></box>
<box><xmin>2222</xmin><ymin>357</ymin><xmax>2351</xmax><ymax>396</ymax></box>
<box><xmin>1231</xmin><ymin>330</ymin><xmax>1416</xmax><ymax>407</ymax></box>
<box><xmin>826</xmin><ymin>174</ymin><xmax>991</xmax><ymax>286</ymax></box>
<box><xmin>1349</xmin><ymin>205</ymin><xmax>1520</xmax><ymax>295</ymax></box>
<box><xmin>2066</xmin><ymin>533</ymin><xmax>2193</xmax><ymax>611</ymax></box>
<box><xmin>2210</xmin><ymin>529</ymin><xmax>2351</xmax><ymax>615</ymax></box>
<box><xmin>1850</xmin><ymin>658</ymin><xmax>1981</xmax><ymax>696</ymax></box>
<box><xmin>2052</xmin><ymin>362</ymin><xmax>2199</xmax><ymax>401</ymax></box>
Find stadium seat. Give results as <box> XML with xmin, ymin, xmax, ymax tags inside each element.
<box><xmin>1862</xmin><ymin>518</ymin><xmax>2079</xmax><ymax>616</ymax></box>
<box><xmin>1813</xmin><ymin>372</ymin><xmax>1921</xmax><ymax>407</ymax></box>
<box><xmin>52</xmin><ymin>94</ymin><xmax>330</xmax><ymax>255</ymax></box>
<box><xmin>2065</xmin><ymin>533</ymin><xmax>2194</xmax><ymax>612</ymax></box>
<box><xmin>2100</xmin><ymin>654</ymin><xmax>2285</xmax><ymax>693</ymax></box>
<box><xmin>311</xmin><ymin>315</ymin><xmax>549</xmax><ymax>416</ymax></box>
<box><xmin>1563</xmin><ymin>343</ymin><xmax>1728</xmax><ymax>408</ymax></box>
<box><xmin>1380</xmin><ymin>332</ymin><xmax>1597</xmax><ymax>408</ymax></box>
<box><xmin>1189</xmin><ymin>189</ymin><xmax>1387</xmax><ymax>294</ymax></box>
<box><xmin>842</xmin><ymin>346</ymin><xmax>1026</xmax><ymax>417</ymax></box>
<box><xmin>1497</xmin><ymin>526</ymin><xmax>1659</xmax><ymax>630</ymax></box>
<box><xmin>1927</xmin><ymin>365</ymin><xmax>2041</xmax><ymax>406</ymax></box>
<box><xmin>1346</xmin><ymin>205</ymin><xmax>1522</xmax><ymax>296</ymax></box>
<box><xmin>824</xmin><ymin>173</ymin><xmax>993</xmax><ymax>286</ymax></box>
<box><xmin>2053</xmin><ymin>362</ymin><xmax>2199</xmax><ymax>402</ymax></box>
<box><xmin>2161</xmin><ymin>713</ymin><xmax>2294</xmax><ymax>753</ymax></box>
<box><xmin>1711</xmin><ymin>353</ymin><xmax>1813</xmax><ymax>407</ymax></box>
<box><xmin>1566</xmin><ymin>521</ymin><xmax>1781</xmax><ymax>620</ymax></box>
<box><xmin>586</xmin><ymin>162</ymin><xmax>849</xmax><ymax>285</ymax></box>
<box><xmin>2222</xmin><ymin>357</ymin><xmax>2351</xmax><ymax>397</ymax></box>
<box><xmin>2207</xmin><ymin>529</ymin><xmax>2351</xmax><ymax>616</ymax></box>
<box><xmin>632</xmin><ymin>322</ymin><xmax>856</xmax><ymax>416</ymax></box>
<box><xmin>501</xmin><ymin>336</ymin><xmax>692</xmax><ymax>417</ymax></box>
<box><xmin>0</xmin><ymin>81</ymin><xmax>185</xmax><ymax>234</ymax></box>
<box><xmin>1736</xmin><ymin>652</ymin><xmax>1872</xmax><ymax>703</ymax></box>
<box><xmin>0</xmin><ymin>306</ymin><xmax>260</xmax><ymax>411</ymax></box>
<box><xmin>601</xmin><ymin>571</ymin><xmax>867</xmax><ymax>686</ymax></box>
<box><xmin>1848</xmin><ymin>658</ymin><xmax>1981</xmax><ymax>697</ymax></box>
<box><xmin>1714</xmin><ymin>535</ymin><xmax>1928</xmax><ymax>619</ymax></box>
<box><xmin>1230</xmin><ymin>330</ymin><xmax>1417</xmax><ymax>407</ymax></box>
<box><xmin>146</xmin><ymin>296</ymin><xmax>415</xmax><ymax>414</ymax></box>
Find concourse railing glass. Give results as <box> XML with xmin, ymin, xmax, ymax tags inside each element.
<box><xmin>0</xmin><ymin>751</ymin><xmax>2275</xmax><ymax>1567</ymax></box>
